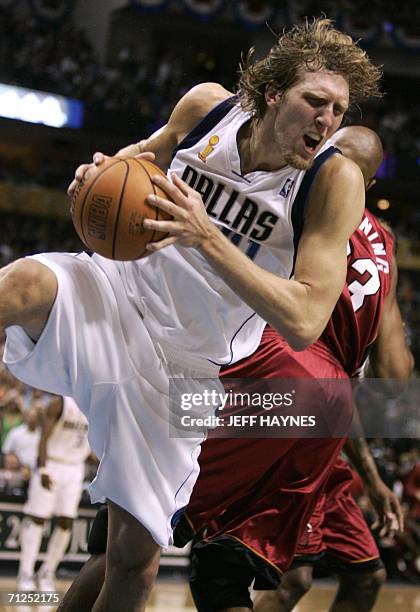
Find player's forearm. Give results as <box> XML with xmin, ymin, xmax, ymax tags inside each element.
<box><xmin>37</xmin><ymin>439</ymin><xmax>47</xmax><ymax>468</ymax></box>
<box><xmin>116</xmin><ymin>142</ymin><xmax>142</xmax><ymax>158</ymax></box>
<box><xmin>366</xmin><ymin>346</ymin><xmax>414</xmax><ymax>399</ymax></box>
<box><xmin>199</xmin><ymin>229</ymin><xmax>326</xmax><ymax>350</ymax></box>
<box><xmin>37</xmin><ymin>425</ymin><xmax>54</xmax><ymax>468</ymax></box>
<box><xmin>368</xmin><ymin>345</ymin><xmax>414</xmax><ymax>382</ymax></box>
<box><xmin>344</xmin><ymin>438</ymin><xmax>382</xmax><ymax>489</ymax></box>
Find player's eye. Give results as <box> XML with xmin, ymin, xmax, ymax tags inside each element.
<box><xmin>306</xmin><ymin>96</ymin><xmax>323</xmax><ymax>107</ymax></box>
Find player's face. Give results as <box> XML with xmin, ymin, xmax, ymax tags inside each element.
<box><xmin>267</xmin><ymin>70</ymin><xmax>349</xmax><ymax>170</ymax></box>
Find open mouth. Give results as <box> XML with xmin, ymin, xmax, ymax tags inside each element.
<box><xmin>303</xmin><ymin>134</ymin><xmax>321</xmax><ymax>152</ymax></box>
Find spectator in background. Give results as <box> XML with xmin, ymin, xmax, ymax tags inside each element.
<box><xmin>2</xmin><ymin>406</ymin><xmax>40</xmax><ymax>480</ymax></box>
<box><xmin>0</xmin><ymin>391</ymin><xmax>23</xmax><ymax>447</ymax></box>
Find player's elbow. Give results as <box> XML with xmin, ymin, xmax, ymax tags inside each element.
<box><xmin>371</xmin><ymin>350</ymin><xmax>414</xmax><ymax>397</ymax></box>
<box><xmin>274</xmin><ymin>320</ymin><xmax>321</xmax><ymax>352</ymax></box>
<box><xmin>397</xmin><ymin>351</ymin><xmax>416</xmax><ymax>382</ymax></box>
<box><xmin>288</xmin><ymin>332</ymin><xmax>319</xmax><ymax>352</ymax></box>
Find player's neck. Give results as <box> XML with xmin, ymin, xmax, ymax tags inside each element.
<box><xmin>238</xmin><ymin>118</ymin><xmax>287</xmax><ymax>174</ymax></box>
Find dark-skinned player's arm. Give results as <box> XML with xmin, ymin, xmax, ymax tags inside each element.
<box><xmin>346</xmin><ymin>239</ymin><xmax>413</xmax><ymax>535</ymax></box>
<box><xmin>344</xmin><ymin>435</ymin><xmax>404</xmax><ymax>535</ymax></box>
<box><xmin>67</xmin><ymin>83</ymin><xmax>231</xmax><ymax>195</ymax></box>
<box><xmin>365</xmin><ymin>253</ymin><xmax>414</xmax><ymax>391</ymax></box>
<box><xmin>37</xmin><ymin>396</ymin><xmax>63</xmax><ymax>490</ymax></box>
<box><xmin>145</xmin><ymin>155</ymin><xmax>365</xmax><ymax>351</ymax></box>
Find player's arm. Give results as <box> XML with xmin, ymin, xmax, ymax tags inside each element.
<box><xmin>123</xmin><ymin>82</ymin><xmax>231</xmax><ymax>169</ymax></box>
<box><xmin>68</xmin><ymin>83</ymin><xmax>231</xmax><ymax>194</ymax></box>
<box><xmin>344</xmin><ymin>437</ymin><xmax>404</xmax><ymax>535</ymax></box>
<box><xmin>365</xmin><ymin>254</ymin><xmax>414</xmax><ymax>391</ymax></box>
<box><xmin>37</xmin><ymin>396</ymin><xmax>63</xmax><ymax>490</ymax></box>
<box><xmin>146</xmin><ymin>155</ymin><xmax>364</xmax><ymax>350</ymax></box>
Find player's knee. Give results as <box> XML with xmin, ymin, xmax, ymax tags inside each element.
<box><xmin>281</xmin><ymin>566</ymin><xmax>313</xmax><ymax>598</ymax></box>
<box><xmin>56</xmin><ymin>517</ymin><xmax>73</xmax><ymax>530</ymax></box>
<box><xmin>27</xmin><ymin>515</ymin><xmax>45</xmax><ymax>526</ymax></box>
<box><xmin>107</xmin><ymin>526</ymin><xmax>160</xmax><ymax>590</ymax></box>
<box><xmin>1</xmin><ymin>259</ymin><xmax>57</xmax><ymax>324</ymax></box>
<box><xmin>359</xmin><ymin>568</ymin><xmax>386</xmax><ymax>595</ymax></box>
<box><xmin>108</xmin><ymin>538</ymin><xmax>157</xmax><ymax>597</ymax></box>
<box><xmin>339</xmin><ymin>567</ymin><xmax>386</xmax><ymax>598</ymax></box>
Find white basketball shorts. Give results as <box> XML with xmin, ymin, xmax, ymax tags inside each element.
<box><xmin>24</xmin><ymin>460</ymin><xmax>85</xmax><ymax>519</ymax></box>
<box><xmin>4</xmin><ymin>252</ymin><xmax>220</xmax><ymax>547</ymax></box>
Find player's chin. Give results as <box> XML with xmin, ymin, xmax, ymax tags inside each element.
<box><xmin>285</xmin><ymin>152</ymin><xmax>314</xmax><ymax>171</ymax></box>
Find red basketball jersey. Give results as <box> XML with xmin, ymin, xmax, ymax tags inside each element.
<box><xmin>321</xmin><ymin>209</ymin><xmax>394</xmax><ymax>376</ymax></box>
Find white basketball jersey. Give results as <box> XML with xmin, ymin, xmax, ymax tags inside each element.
<box><xmin>47</xmin><ymin>397</ymin><xmax>90</xmax><ymax>464</ymax></box>
<box><xmin>94</xmin><ymin>98</ymin><xmax>338</xmax><ymax>367</ymax></box>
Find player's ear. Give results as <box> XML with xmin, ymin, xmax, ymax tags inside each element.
<box><xmin>265</xmin><ymin>83</ymin><xmax>282</xmax><ymax>106</ymax></box>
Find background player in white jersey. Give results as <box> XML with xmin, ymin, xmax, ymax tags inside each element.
<box><xmin>1</xmin><ymin>19</ymin><xmax>381</xmax><ymax>611</ymax></box>
<box><xmin>17</xmin><ymin>396</ymin><xmax>90</xmax><ymax>592</ymax></box>
<box><xmin>2</xmin><ymin>405</ymin><xmax>40</xmax><ymax>478</ymax></box>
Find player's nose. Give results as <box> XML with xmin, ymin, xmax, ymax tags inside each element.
<box><xmin>315</xmin><ymin>107</ymin><xmax>334</xmax><ymax>131</ymax></box>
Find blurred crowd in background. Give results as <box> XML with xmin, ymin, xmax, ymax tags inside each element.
<box><xmin>0</xmin><ymin>0</ymin><xmax>418</xmax><ymax>585</ymax></box>
<box><xmin>0</xmin><ymin>3</ymin><xmax>420</xmax><ymax>172</ymax></box>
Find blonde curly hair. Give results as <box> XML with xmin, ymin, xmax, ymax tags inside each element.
<box><xmin>237</xmin><ymin>18</ymin><xmax>382</xmax><ymax>119</ymax></box>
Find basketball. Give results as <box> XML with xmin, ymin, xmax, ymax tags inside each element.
<box><xmin>71</xmin><ymin>157</ymin><xmax>171</xmax><ymax>260</ymax></box>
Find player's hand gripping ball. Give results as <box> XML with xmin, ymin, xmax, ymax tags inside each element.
<box><xmin>71</xmin><ymin>157</ymin><xmax>171</xmax><ymax>260</ymax></box>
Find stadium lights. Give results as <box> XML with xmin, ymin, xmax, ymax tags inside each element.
<box><xmin>377</xmin><ymin>199</ymin><xmax>391</xmax><ymax>210</ymax></box>
<box><xmin>0</xmin><ymin>83</ymin><xmax>84</xmax><ymax>129</ymax></box>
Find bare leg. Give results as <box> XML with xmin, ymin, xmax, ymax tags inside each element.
<box><xmin>91</xmin><ymin>500</ymin><xmax>160</xmax><ymax>612</ymax></box>
<box><xmin>330</xmin><ymin>568</ymin><xmax>386</xmax><ymax>612</ymax></box>
<box><xmin>58</xmin><ymin>554</ymin><xmax>106</xmax><ymax>612</ymax></box>
<box><xmin>254</xmin><ymin>566</ymin><xmax>313</xmax><ymax>612</ymax></box>
<box><xmin>17</xmin><ymin>515</ymin><xmax>45</xmax><ymax>589</ymax></box>
<box><xmin>38</xmin><ymin>516</ymin><xmax>73</xmax><ymax>590</ymax></box>
<box><xmin>0</xmin><ymin>259</ymin><xmax>57</xmax><ymax>339</ymax></box>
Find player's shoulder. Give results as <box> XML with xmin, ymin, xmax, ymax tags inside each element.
<box><xmin>311</xmin><ymin>149</ymin><xmax>365</xmax><ymax>213</ymax></box>
<box><xmin>169</xmin><ymin>82</ymin><xmax>233</xmax><ymax>143</ymax></box>
<box><xmin>320</xmin><ymin>151</ymin><xmax>364</xmax><ymax>185</ymax></box>
<box><xmin>305</xmin><ymin>150</ymin><xmax>365</xmax><ymax>230</ymax></box>
<box><xmin>179</xmin><ymin>82</ymin><xmax>232</xmax><ymax>114</ymax></box>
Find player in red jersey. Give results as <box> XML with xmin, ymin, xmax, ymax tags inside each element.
<box><xmin>183</xmin><ymin>128</ymin><xmax>413</xmax><ymax>612</ymax></box>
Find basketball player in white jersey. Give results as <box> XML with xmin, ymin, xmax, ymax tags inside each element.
<box><xmin>3</xmin><ymin>405</ymin><xmax>40</xmax><ymax>478</ymax></box>
<box><xmin>17</xmin><ymin>395</ymin><xmax>90</xmax><ymax>592</ymax></box>
<box><xmin>0</xmin><ymin>18</ymin><xmax>381</xmax><ymax>610</ymax></box>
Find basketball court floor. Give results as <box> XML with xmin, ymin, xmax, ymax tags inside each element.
<box><xmin>0</xmin><ymin>576</ymin><xmax>418</xmax><ymax>611</ymax></box>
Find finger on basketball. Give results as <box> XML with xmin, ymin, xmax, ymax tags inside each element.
<box><xmin>143</xmin><ymin>219</ymin><xmax>182</xmax><ymax>234</ymax></box>
<box><xmin>151</xmin><ymin>174</ymin><xmax>185</xmax><ymax>203</ymax></box>
<box><xmin>134</xmin><ymin>152</ymin><xmax>155</xmax><ymax>162</ymax></box>
<box><xmin>146</xmin><ymin>194</ymin><xmax>184</xmax><ymax>218</ymax></box>
<box><xmin>146</xmin><ymin>235</ymin><xmax>179</xmax><ymax>252</ymax></box>
<box><xmin>67</xmin><ymin>179</ymin><xmax>78</xmax><ymax>196</ymax></box>
<box><xmin>93</xmin><ymin>152</ymin><xmax>106</xmax><ymax>165</ymax></box>
<box><xmin>75</xmin><ymin>163</ymin><xmax>90</xmax><ymax>182</ymax></box>
<box><xmin>171</xmin><ymin>172</ymin><xmax>193</xmax><ymax>196</ymax></box>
